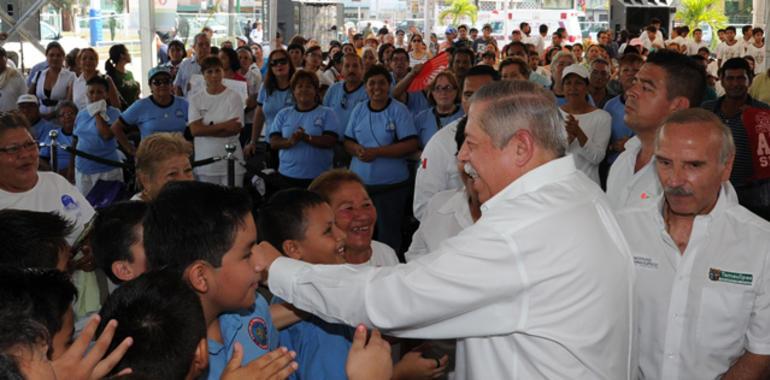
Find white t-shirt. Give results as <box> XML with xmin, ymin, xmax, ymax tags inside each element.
<box><xmin>188</xmin><ymin>87</ymin><xmax>246</xmax><ymax>176</ymax></box>
<box><xmin>717</xmin><ymin>41</ymin><xmax>744</xmax><ymax>64</ymax></box>
<box><xmin>0</xmin><ymin>172</ymin><xmax>95</xmax><ymax>244</ymax></box>
<box><xmin>605</xmin><ymin>136</ymin><xmax>661</xmax><ymax>210</ymax></box>
<box><xmin>746</xmin><ymin>43</ymin><xmax>766</xmax><ymax>74</ymax></box>
<box><xmin>0</xmin><ymin>67</ymin><xmax>26</xmax><ymax>112</ymax></box>
<box><xmin>560</xmin><ymin>108</ymin><xmax>612</xmax><ymax>184</ymax></box>
<box><xmin>365</xmin><ymin>240</ymin><xmax>400</xmax><ymax>267</ymax></box>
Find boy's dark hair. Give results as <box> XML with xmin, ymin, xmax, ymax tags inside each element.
<box><xmin>144</xmin><ymin>181</ymin><xmax>252</xmax><ymax>271</ymax></box>
<box><xmin>452</xmin><ymin>47</ymin><xmax>474</xmax><ymax>63</ymax></box>
<box><xmin>0</xmin><ymin>209</ymin><xmax>73</xmax><ymax>269</ymax></box>
<box><xmin>390</xmin><ymin>48</ymin><xmax>409</xmax><ymax>61</ymax></box>
<box><xmin>287</xmin><ymin>43</ymin><xmax>305</xmax><ymax>55</ymax></box>
<box><xmin>463</xmin><ymin>64</ymin><xmax>501</xmax><ymax>88</ymax></box>
<box><xmin>458</xmin><ymin>24</ymin><xmax>468</xmax><ymax>31</ymax></box>
<box><xmin>0</xmin><ymin>353</ymin><xmax>24</xmax><ymax>380</ymax></box>
<box><xmin>469</xmin><ymin>27</ymin><xmax>478</xmax><ymax>33</ymax></box>
<box><xmin>258</xmin><ymin>189</ymin><xmax>327</xmax><ymax>254</ymax></box>
<box><xmin>539</xmin><ymin>24</ymin><xmax>548</xmax><ymax>34</ymax></box>
<box><xmin>454</xmin><ymin>116</ymin><xmax>468</xmax><ymax>151</ymax></box>
<box><xmin>645</xmin><ymin>50</ymin><xmax>706</xmax><ymax>108</ymax></box>
<box><xmin>200</xmin><ymin>56</ymin><xmax>223</xmax><ymax>72</ymax></box>
<box><xmin>97</xmin><ymin>269</ymin><xmax>206</xmax><ymax>380</ymax></box>
<box><xmin>363</xmin><ymin>64</ymin><xmax>392</xmax><ymax>84</ymax></box>
<box><xmin>719</xmin><ymin>57</ymin><xmax>753</xmax><ymax>79</ymax></box>
<box><xmin>168</xmin><ymin>40</ymin><xmax>185</xmax><ymax>52</ymax></box>
<box><xmin>92</xmin><ymin>201</ymin><xmax>147</xmax><ymax>284</ymax></box>
<box><xmin>86</xmin><ymin>75</ymin><xmax>110</xmax><ymax>91</ymax></box>
<box><xmin>0</xmin><ymin>315</ymin><xmax>48</xmax><ymax>356</ymax></box>
<box><xmin>0</xmin><ymin>266</ymin><xmax>76</xmax><ymax>355</ymax></box>
<box><xmin>725</xmin><ymin>26</ymin><xmax>736</xmax><ymax>33</ymax></box>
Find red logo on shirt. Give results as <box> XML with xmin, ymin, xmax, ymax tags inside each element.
<box><xmin>422</xmin><ymin>158</ymin><xmax>427</xmax><ymax>169</ymax></box>
<box><xmin>640</xmin><ymin>192</ymin><xmax>649</xmax><ymax>200</ymax></box>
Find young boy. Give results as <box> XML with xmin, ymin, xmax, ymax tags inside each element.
<box><xmin>97</xmin><ymin>269</ymin><xmax>208</xmax><ymax>380</ymax></box>
<box><xmin>0</xmin><ymin>209</ymin><xmax>73</xmax><ymax>271</ymax></box>
<box><xmin>187</xmin><ymin>56</ymin><xmax>246</xmax><ymax>187</ymax></box>
<box><xmin>143</xmin><ymin>181</ymin><xmax>296</xmax><ymax>379</ymax></box>
<box><xmin>91</xmin><ymin>201</ymin><xmax>147</xmax><ymax>288</ymax></box>
<box><xmin>259</xmin><ymin>189</ymin><xmax>448</xmax><ymax>380</ymax></box>
<box><xmin>258</xmin><ymin>189</ymin><xmax>350</xmax><ymax>379</ymax></box>
<box><xmin>73</xmin><ymin>75</ymin><xmax>123</xmax><ymax>196</ymax></box>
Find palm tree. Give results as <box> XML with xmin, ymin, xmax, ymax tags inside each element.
<box><xmin>675</xmin><ymin>0</ymin><xmax>727</xmax><ymax>48</ymax></box>
<box><xmin>437</xmin><ymin>0</ymin><xmax>478</xmax><ymax>26</ymax></box>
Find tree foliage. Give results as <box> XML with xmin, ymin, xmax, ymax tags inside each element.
<box><xmin>437</xmin><ymin>0</ymin><xmax>478</xmax><ymax>26</ymax></box>
<box><xmin>675</xmin><ymin>0</ymin><xmax>727</xmax><ymax>48</ymax></box>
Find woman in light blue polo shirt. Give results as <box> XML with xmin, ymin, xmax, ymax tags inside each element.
<box><xmin>244</xmin><ymin>50</ymin><xmax>296</xmax><ymax>158</ymax></box>
<box><xmin>268</xmin><ymin>70</ymin><xmax>341</xmax><ymax>189</ymax></box>
<box><xmin>344</xmin><ymin>65</ymin><xmax>419</xmax><ymax>252</ymax></box>
<box><xmin>413</xmin><ymin>70</ymin><xmax>464</xmax><ymax>148</ymax></box>
<box><xmin>110</xmin><ymin>66</ymin><xmax>189</xmax><ymax>156</ymax></box>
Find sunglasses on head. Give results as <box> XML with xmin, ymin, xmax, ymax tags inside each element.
<box><xmin>271</xmin><ymin>58</ymin><xmax>289</xmax><ymax>67</ymax></box>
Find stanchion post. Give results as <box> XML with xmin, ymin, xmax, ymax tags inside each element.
<box><xmin>225</xmin><ymin>143</ymin><xmax>236</xmax><ymax>188</ymax></box>
<box><xmin>48</xmin><ymin>129</ymin><xmax>58</xmax><ymax>173</ymax></box>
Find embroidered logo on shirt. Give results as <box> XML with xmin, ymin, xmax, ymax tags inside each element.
<box><xmin>61</xmin><ymin>195</ymin><xmax>79</xmax><ymax>211</ymax></box>
<box><xmin>633</xmin><ymin>256</ymin><xmax>659</xmax><ymax>269</ymax></box>
<box><xmin>248</xmin><ymin>317</ymin><xmax>269</xmax><ymax>349</ymax></box>
<box><xmin>421</xmin><ymin>158</ymin><xmax>427</xmax><ymax>169</ymax></box>
<box><xmin>640</xmin><ymin>192</ymin><xmax>649</xmax><ymax>200</ymax></box>
<box><xmin>175</xmin><ymin>109</ymin><xmax>184</xmax><ymax>118</ymax></box>
<box><xmin>709</xmin><ymin>268</ymin><xmax>753</xmax><ymax>286</ymax></box>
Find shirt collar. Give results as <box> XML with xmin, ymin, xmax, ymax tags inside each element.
<box><xmin>481</xmin><ymin>155</ymin><xmax>578</xmax><ymax>212</ymax></box>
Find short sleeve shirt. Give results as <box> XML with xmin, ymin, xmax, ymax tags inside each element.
<box><xmin>344</xmin><ymin>99</ymin><xmax>418</xmax><ymax>185</ymax></box>
<box><xmin>119</xmin><ymin>96</ymin><xmax>189</xmax><ymax>139</ymax></box>
<box><xmin>268</xmin><ymin>105</ymin><xmax>341</xmax><ymax>179</ymax></box>
<box><xmin>323</xmin><ymin>81</ymin><xmax>369</xmax><ymax>130</ymax></box>
<box><xmin>73</xmin><ymin>106</ymin><xmax>122</xmax><ymax>174</ymax></box>
<box><xmin>413</xmin><ymin>106</ymin><xmax>464</xmax><ymax>148</ymax></box>
<box><xmin>257</xmin><ymin>85</ymin><xmax>294</xmax><ymax>136</ymax></box>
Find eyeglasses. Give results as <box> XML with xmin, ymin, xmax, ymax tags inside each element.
<box><xmin>151</xmin><ymin>78</ymin><xmax>172</xmax><ymax>86</ymax></box>
<box><xmin>271</xmin><ymin>58</ymin><xmax>289</xmax><ymax>67</ymax></box>
<box><xmin>0</xmin><ymin>140</ymin><xmax>38</xmax><ymax>155</ymax></box>
<box><xmin>433</xmin><ymin>85</ymin><xmax>456</xmax><ymax>93</ymax></box>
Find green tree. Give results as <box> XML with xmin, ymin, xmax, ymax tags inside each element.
<box><xmin>437</xmin><ymin>0</ymin><xmax>478</xmax><ymax>26</ymax></box>
<box><xmin>675</xmin><ymin>0</ymin><xmax>727</xmax><ymax>48</ymax></box>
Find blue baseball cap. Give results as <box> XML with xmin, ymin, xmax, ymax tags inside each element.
<box><xmin>147</xmin><ymin>66</ymin><xmax>172</xmax><ymax>83</ymax></box>
<box><xmin>445</xmin><ymin>27</ymin><xmax>457</xmax><ymax>35</ymax></box>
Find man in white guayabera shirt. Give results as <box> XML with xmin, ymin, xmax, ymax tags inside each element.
<box><xmin>254</xmin><ymin>80</ymin><xmax>636</xmax><ymax>379</ymax></box>
<box><xmin>616</xmin><ymin>109</ymin><xmax>770</xmax><ymax>379</ymax></box>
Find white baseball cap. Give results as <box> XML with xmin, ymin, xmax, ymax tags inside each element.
<box><xmin>17</xmin><ymin>94</ymin><xmax>39</xmax><ymax>105</ymax></box>
<box><xmin>561</xmin><ymin>63</ymin><xmax>590</xmax><ymax>81</ymax></box>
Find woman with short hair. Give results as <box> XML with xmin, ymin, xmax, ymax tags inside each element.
<box><xmin>132</xmin><ymin>132</ymin><xmax>193</xmax><ymax>201</ymax></box>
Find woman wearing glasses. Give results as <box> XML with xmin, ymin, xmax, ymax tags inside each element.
<box><xmin>244</xmin><ymin>50</ymin><xmax>296</xmax><ymax>158</ymax></box>
<box><xmin>268</xmin><ymin>70</ymin><xmax>340</xmax><ymax>189</ymax></box>
<box><xmin>344</xmin><ymin>65</ymin><xmax>419</xmax><ymax>252</ymax></box>
<box><xmin>111</xmin><ymin>67</ymin><xmax>189</xmax><ymax>157</ymax></box>
<box><xmin>413</xmin><ymin>71</ymin><xmax>464</xmax><ymax>148</ymax></box>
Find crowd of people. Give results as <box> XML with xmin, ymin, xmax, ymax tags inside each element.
<box><xmin>1</xmin><ymin>14</ymin><xmax>770</xmax><ymax>380</ymax></box>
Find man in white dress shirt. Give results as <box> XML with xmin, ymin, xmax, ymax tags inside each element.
<box><xmin>255</xmin><ymin>80</ymin><xmax>636</xmax><ymax>379</ymax></box>
<box><xmin>606</xmin><ymin>50</ymin><xmax>706</xmax><ymax>209</ymax></box>
<box><xmin>616</xmin><ymin>109</ymin><xmax>770</xmax><ymax>379</ymax></box>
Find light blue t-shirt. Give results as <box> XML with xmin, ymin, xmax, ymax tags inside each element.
<box><xmin>172</xmin><ymin>57</ymin><xmax>201</xmax><ymax>97</ymax></box>
<box><xmin>206</xmin><ymin>295</ymin><xmax>279</xmax><ymax>380</ymax></box>
<box><xmin>401</xmin><ymin>90</ymin><xmax>430</xmax><ymax>118</ymax></box>
<box><xmin>279</xmin><ymin>311</ymin><xmax>353</xmax><ymax>380</ymax></box>
<box><xmin>268</xmin><ymin>105</ymin><xmax>341</xmax><ymax>179</ymax></box>
<box><xmin>603</xmin><ymin>94</ymin><xmax>634</xmax><ymax>164</ymax></box>
<box><xmin>322</xmin><ymin>81</ymin><xmax>368</xmax><ymax>130</ymax></box>
<box><xmin>257</xmin><ymin>85</ymin><xmax>293</xmax><ymax>133</ymax></box>
<box><xmin>73</xmin><ymin>106</ymin><xmax>122</xmax><ymax>175</ymax></box>
<box><xmin>119</xmin><ymin>95</ymin><xmax>189</xmax><ymax>139</ymax></box>
<box><xmin>413</xmin><ymin>106</ymin><xmax>465</xmax><ymax>148</ymax></box>
<box><xmin>345</xmin><ymin>99</ymin><xmax>418</xmax><ymax>185</ymax></box>
<box><xmin>39</xmin><ymin>128</ymin><xmax>74</xmax><ymax>172</ymax></box>
<box><xmin>30</xmin><ymin>118</ymin><xmax>57</xmax><ymax>143</ymax></box>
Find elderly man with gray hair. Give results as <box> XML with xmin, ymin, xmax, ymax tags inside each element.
<box><xmin>616</xmin><ymin>108</ymin><xmax>770</xmax><ymax>379</ymax></box>
<box><xmin>254</xmin><ymin>80</ymin><xmax>636</xmax><ymax>379</ymax></box>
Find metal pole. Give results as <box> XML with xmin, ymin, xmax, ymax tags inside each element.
<box><xmin>225</xmin><ymin>143</ymin><xmax>236</xmax><ymax>187</ymax></box>
<box><xmin>48</xmin><ymin>129</ymin><xmax>58</xmax><ymax>172</ymax></box>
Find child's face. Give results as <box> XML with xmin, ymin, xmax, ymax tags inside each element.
<box><xmin>293</xmin><ymin>204</ymin><xmax>346</xmax><ymax>265</ymax></box>
<box><xmin>203</xmin><ymin>66</ymin><xmax>223</xmax><ymax>87</ymax></box>
<box><xmin>86</xmin><ymin>84</ymin><xmax>107</xmax><ymax>103</ymax></box>
<box><xmin>210</xmin><ymin>215</ymin><xmax>260</xmax><ymax>310</ymax></box>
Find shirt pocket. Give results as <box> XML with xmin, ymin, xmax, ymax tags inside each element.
<box><xmin>697</xmin><ymin>285</ymin><xmax>753</xmax><ymax>353</ymax></box>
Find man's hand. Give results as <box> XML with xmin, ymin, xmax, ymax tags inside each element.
<box><xmin>254</xmin><ymin>241</ymin><xmax>283</xmax><ymax>276</ymax></box>
<box><xmin>221</xmin><ymin>343</ymin><xmax>297</xmax><ymax>380</ymax></box>
<box><xmin>393</xmin><ymin>349</ymin><xmax>448</xmax><ymax>380</ymax></box>
<box><xmin>52</xmin><ymin>315</ymin><xmax>133</xmax><ymax>380</ymax></box>
<box><xmin>346</xmin><ymin>325</ymin><xmax>393</xmax><ymax>380</ymax></box>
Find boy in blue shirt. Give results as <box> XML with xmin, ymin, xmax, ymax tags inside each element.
<box><xmin>143</xmin><ymin>181</ymin><xmax>298</xmax><ymax>380</ymax></box>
